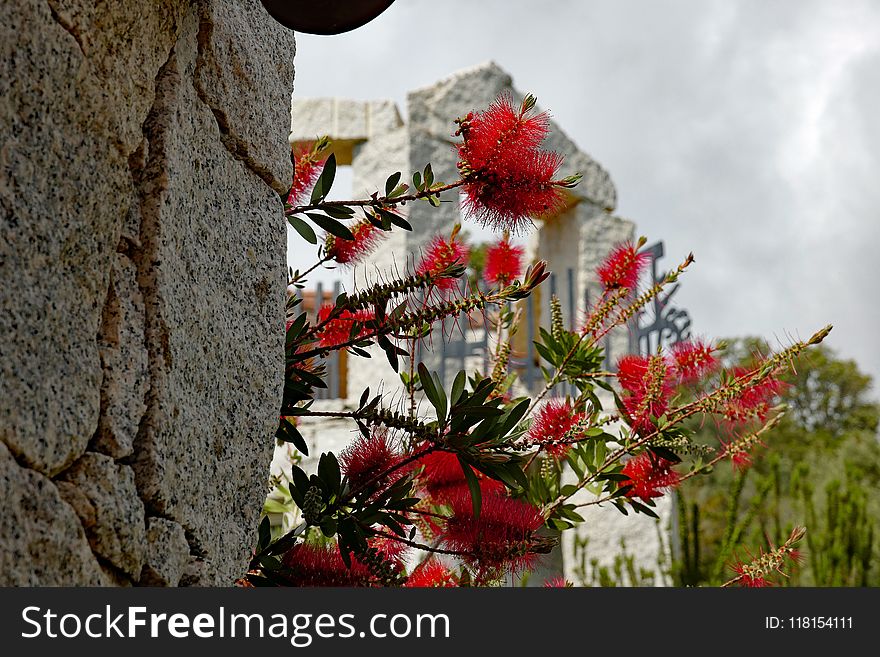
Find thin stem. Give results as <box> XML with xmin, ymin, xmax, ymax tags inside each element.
<box><xmin>372</xmin><ymin>530</ymin><xmax>470</xmax><ymax>558</ymax></box>
<box><xmin>289</xmin><ymin>256</ymin><xmax>332</xmax><ymax>285</ymax></box>
<box><xmin>287</xmin><ymin>181</ymin><xmax>465</xmax><ymax>215</ymax></box>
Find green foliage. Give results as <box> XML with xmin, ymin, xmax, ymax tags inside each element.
<box><xmin>670</xmin><ymin>340</ymin><xmax>880</xmax><ymax>586</ymax></box>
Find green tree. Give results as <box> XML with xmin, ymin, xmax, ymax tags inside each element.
<box><xmin>673</xmin><ymin>340</ymin><xmax>880</xmax><ymax>586</ymax></box>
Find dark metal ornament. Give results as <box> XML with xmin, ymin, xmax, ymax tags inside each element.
<box><xmin>260</xmin><ymin>0</ymin><xmax>396</xmax><ymax>35</ymax></box>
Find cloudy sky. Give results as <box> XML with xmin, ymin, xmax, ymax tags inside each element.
<box><xmin>288</xmin><ymin>0</ymin><xmax>880</xmax><ymax>395</ymax></box>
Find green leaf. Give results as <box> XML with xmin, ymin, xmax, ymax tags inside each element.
<box><xmin>276</xmin><ymin>419</ymin><xmax>308</xmax><ymax>455</ymax></box>
<box><xmin>458</xmin><ymin>458</ymin><xmax>482</xmax><ymax>521</ymax></box>
<box><xmin>323</xmin><ymin>204</ymin><xmax>355</xmax><ymax>219</ymax></box>
<box><xmin>385</xmin><ymin>171</ymin><xmax>402</xmax><ymax>196</ymax></box>
<box><xmin>310</xmin><ymin>152</ymin><xmax>337</xmax><ymax>203</ymax></box>
<box><xmin>497</xmin><ymin>398</ymin><xmax>530</xmax><ymax>438</ymax></box>
<box><xmin>418</xmin><ymin>363</ymin><xmax>442</xmax><ymax>418</ymax></box>
<box><xmin>318</xmin><ymin>452</ymin><xmax>341</xmax><ymax>495</ymax></box>
<box><xmin>320</xmin><ymin>517</ymin><xmax>338</xmax><ymax>538</ymax></box>
<box><xmin>423</xmin><ymin>163</ymin><xmax>434</xmax><ymax>187</ymax></box>
<box><xmin>450</xmin><ymin>370</ymin><xmax>467</xmax><ymax>406</ymax></box>
<box><xmin>412</xmin><ymin>170</ymin><xmax>422</xmax><ymax>190</ymax></box>
<box><xmin>287</xmin><ymin>215</ymin><xmax>317</xmax><ymax>244</ymax></box>
<box><xmin>306</xmin><ymin>213</ymin><xmax>355</xmax><ymax>241</ymax></box>
<box><xmin>257</xmin><ymin>515</ymin><xmax>271</xmax><ymax>551</ymax></box>
<box><xmin>378</xmin><ymin>208</ymin><xmax>412</xmax><ymax>231</ymax></box>
<box><xmin>431</xmin><ymin>370</ymin><xmax>447</xmax><ymax>422</ymax></box>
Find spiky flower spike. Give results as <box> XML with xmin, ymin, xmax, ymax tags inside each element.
<box><xmin>405</xmin><ymin>560</ymin><xmax>458</xmax><ymax>588</ymax></box>
<box><xmin>617</xmin><ymin>354</ymin><xmax>674</xmax><ymax>435</ymax></box>
<box><xmin>596</xmin><ymin>240</ymin><xmax>651</xmax><ymax>292</ymax></box>
<box><xmin>528</xmin><ymin>399</ymin><xmax>585</xmax><ymax>459</ymax></box>
<box><xmin>456</xmin><ymin>94</ymin><xmax>576</xmax><ymax>232</ymax></box>
<box><xmin>483</xmin><ymin>233</ymin><xmax>525</xmax><ymax>286</ymax></box>
<box><xmin>724</xmin><ymin>526</ymin><xmax>806</xmax><ymax>588</ymax></box>
<box><xmin>314</xmin><ymin>304</ymin><xmax>374</xmax><ymax>349</ymax></box>
<box><xmin>415</xmin><ymin>229</ymin><xmax>470</xmax><ymax>292</ymax></box>
<box><xmin>441</xmin><ymin>489</ymin><xmax>545</xmax><ymax>573</ymax></box>
<box><xmin>620</xmin><ymin>452</ymin><xmax>680</xmax><ymax>502</ymax></box>
<box><xmin>722</xmin><ymin>366</ymin><xmax>785</xmax><ymax>425</ymax></box>
<box><xmin>670</xmin><ymin>338</ymin><xmax>719</xmax><ymax>384</ymax></box>
<box><xmin>339</xmin><ymin>429</ymin><xmax>400</xmax><ymax>492</ymax></box>
<box><xmin>414</xmin><ymin>450</ymin><xmax>504</xmax><ymax>503</ymax></box>
<box><xmin>326</xmin><ymin>218</ymin><xmax>385</xmax><ymax>267</ymax></box>
<box><xmin>543</xmin><ymin>576</ymin><xmax>573</xmax><ymax>588</ymax></box>
<box><xmin>281</xmin><ymin>543</ymin><xmax>373</xmax><ymax>587</ymax></box>
<box><xmin>287</xmin><ymin>138</ymin><xmax>329</xmax><ymax>206</ymax></box>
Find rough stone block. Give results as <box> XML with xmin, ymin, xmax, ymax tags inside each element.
<box><xmin>92</xmin><ymin>253</ymin><xmax>149</xmax><ymax>459</ymax></box>
<box><xmin>194</xmin><ymin>0</ymin><xmax>296</xmax><ymax>194</ymax></box>
<box><xmin>57</xmin><ymin>453</ymin><xmax>147</xmax><ymax>579</ymax></box>
<box><xmin>140</xmin><ymin>517</ymin><xmax>191</xmax><ymax>586</ymax></box>
<box><xmin>0</xmin><ymin>443</ymin><xmax>107</xmax><ymax>586</ymax></box>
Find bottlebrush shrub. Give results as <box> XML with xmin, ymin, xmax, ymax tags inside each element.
<box><xmin>246</xmin><ymin>93</ymin><xmax>830</xmax><ymax>588</ymax></box>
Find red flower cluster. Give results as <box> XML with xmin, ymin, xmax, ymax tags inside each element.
<box><xmin>527</xmin><ymin>400</ymin><xmax>585</xmax><ymax>459</ymax></box>
<box><xmin>287</xmin><ymin>143</ymin><xmax>325</xmax><ymax>207</ymax></box>
<box><xmin>731</xmin><ymin>565</ymin><xmax>769</xmax><ymax>588</ymax></box>
<box><xmin>405</xmin><ymin>560</ymin><xmax>457</xmax><ymax>588</ymax></box>
<box><xmin>456</xmin><ymin>94</ymin><xmax>569</xmax><ymax>232</ymax></box>
<box><xmin>722</xmin><ymin>366</ymin><xmax>785</xmax><ymax>424</ymax></box>
<box><xmin>543</xmin><ymin>576</ymin><xmax>572</xmax><ymax>588</ymax></box>
<box><xmin>281</xmin><ymin>543</ymin><xmax>373</xmax><ymax>587</ymax></box>
<box><xmin>617</xmin><ymin>354</ymin><xmax>674</xmax><ymax>435</ymax></box>
<box><xmin>440</xmin><ymin>488</ymin><xmax>544</xmax><ymax>573</ymax></box>
<box><xmin>670</xmin><ymin>339</ymin><xmax>718</xmax><ymax>384</ymax></box>
<box><xmin>326</xmin><ymin>219</ymin><xmax>384</xmax><ymax>266</ymax></box>
<box><xmin>596</xmin><ymin>241</ymin><xmax>650</xmax><ymax>292</ymax></box>
<box><xmin>414</xmin><ymin>450</ymin><xmax>504</xmax><ymax>503</ymax></box>
<box><xmin>340</xmin><ymin>430</ymin><xmax>400</xmax><ymax>492</ymax></box>
<box><xmin>415</xmin><ymin>234</ymin><xmax>469</xmax><ymax>291</ymax></box>
<box><xmin>620</xmin><ymin>452</ymin><xmax>680</xmax><ymax>502</ymax></box>
<box><xmin>315</xmin><ymin>304</ymin><xmax>374</xmax><ymax>349</ymax></box>
<box><xmin>483</xmin><ymin>237</ymin><xmax>525</xmax><ymax>287</ymax></box>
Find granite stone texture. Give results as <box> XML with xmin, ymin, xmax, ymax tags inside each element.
<box><xmin>1</xmin><ymin>0</ymin><xmax>293</xmax><ymax>585</ymax></box>
<box><xmin>0</xmin><ymin>443</ymin><xmax>108</xmax><ymax>586</ymax></box>
<box><xmin>57</xmin><ymin>453</ymin><xmax>146</xmax><ymax>579</ymax></box>
<box><xmin>141</xmin><ymin>517</ymin><xmax>192</xmax><ymax>586</ymax></box>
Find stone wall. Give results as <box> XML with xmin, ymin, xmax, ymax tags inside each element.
<box><xmin>1</xmin><ymin>0</ymin><xmax>294</xmax><ymax>585</ymax></box>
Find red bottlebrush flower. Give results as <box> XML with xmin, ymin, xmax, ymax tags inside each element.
<box><xmin>731</xmin><ymin>564</ymin><xmax>770</xmax><ymax>588</ymax></box>
<box><xmin>440</xmin><ymin>489</ymin><xmax>544</xmax><ymax>573</ymax></box>
<box><xmin>722</xmin><ymin>367</ymin><xmax>785</xmax><ymax>424</ymax></box>
<box><xmin>543</xmin><ymin>576</ymin><xmax>572</xmax><ymax>588</ymax></box>
<box><xmin>340</xmin><ymin>430</ymin><xmax>400</xmax><ymax>492</ymax></box>
<box><xmin>670</xmin><ymin>339</ymin><xmax>718</xmax><ymax>384</ymax></box>
<box><xmin>617</xmin><ymin>355</ymin><xmax>651</xmax><ymax>393</ymax></box>
<box><xmin>314</xmin><ymin>303</ymin><xmax>374</xmax><ymax>349</ymax></box>
<box><xmin>287</xmin><ymin>143</ymin><xmax>326</xmax><ymax>207</ymax></box>
<box><xmin>406</xmin><ymin>560</ymin><xmax>458</xmax><ymax>588</ymax></box>
<box><xmin>416</xmin><ymin>234</ymin><xmax>469</xmax><ymax>291</ymax></box>
<box><xmin>414</xmin><ymin>450</ymin><xmax>505</xmax><ymax>503</ymax></box>
<box><xmin>483</xmin><ymin>237</ymin><xmax>525</xmax><ymax>287</ymax></box>
<box><xmin>617</xmin><ymin>355</ymin><xmax>673</xmax><ymax>435</ymax></box>
<box><xmin>326</xmin><ymin>218</ymin><xmax>385</xmax><ymax>266</ymax></box>
<box><xmin>281</xmin><ymin>543</ymin><xmax>373</xmax><ymax>587</ymax></box>
<box><xmin>528</xmin><ymin>399</ymin><xmax>584</xmax><ymax>459</ymax></box>
<box><xmin>456</xmin><ymin>94</ymin><xmax>569</xmax><ymax>232</ymax></box>
<box><xmin>620</xmin><ymin>452</ymin><xmax>680</xmax><ymax>502</ymax></box>
<box><xmin>596</xmin><ymin>241</ymin><xmax>651</xmax><ymax>292</ymax></box>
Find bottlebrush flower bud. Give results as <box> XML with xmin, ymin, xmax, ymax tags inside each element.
<box><xmin>326</xmin><ymin>219</ymin><xmax>385</xmax><ymax>266</ymax></box>
<box><xmin>456</xmin><ymin>93</ymin><xmax>573</xmax><ymax>233</ymax></box>
<box><xmin>527</xmin><ymin>399</ymin><xmax>585</xmax><ymax>459</ymax></box>
<box><xmin>416</xmin><ymin>233</ymin><xmax>469</xmax><ymax>292</ymax></box>
<box><xmin>340</xmin><ymin>429</ymin><xmax>400</xmax><ymax>493</ymax></box>
<box><xmin>670</xmin><ymin>339</ymin><xmax>719</xmax><ymax>384</ymax></box>
<box><xmin>405</xmin><ymin>560</ymin><xmax>458</xmax><ymax>588</ymax></box>
<box><xmin>315</xmin><ymin>304</ymin><xmax>374</xmax><ymax>349</ymax></box>
<box><xmin>440</xmin><ymin>490</ymin><xmax>544</xmax><ymax>573</ymax></box>
<box><xmin>483</xmin><ymin>236</ymin><xmax>525</xmax><ymax>287</ymax></box>
<box><xmin>287</xmin><ymin>141</ymin><xmax>327</xmax><ymax>207</ymax></box>
<box><xmin>596</xmin><ymin>241</ymin><xmax>651</xmax><ymax>292</ymax></box>
<box><xmin>620</xmin><ymin>452</ymin><xmax>680</xmax><ymax>502</ymax></box>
